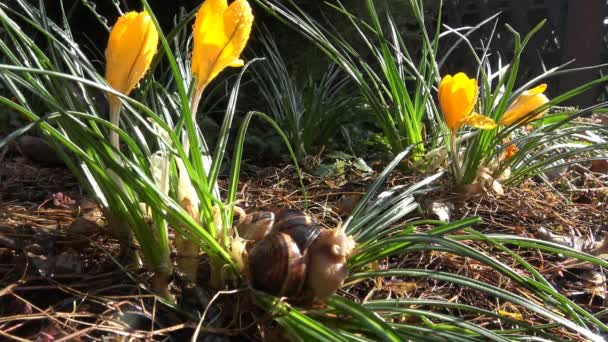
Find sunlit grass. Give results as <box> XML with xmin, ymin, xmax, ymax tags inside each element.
<box><xmin>1</xmin><ymin>0</ymin><xmax>607</xmax><ymax>340</ymax></box>
<box><xmin>250</xmin><ymin>28</ymin><xmax>361</xmax><ymax>160</ymax></box>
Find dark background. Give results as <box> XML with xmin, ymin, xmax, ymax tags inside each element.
<box><xmin>442</xmin><ymin>0</ymin><xmax>608</xmax><ymax>107</ymax></box>
<box><xmin>7</xmin><ymin>0</ymin><xmax>608</xmax><ymax>107</ymax></box>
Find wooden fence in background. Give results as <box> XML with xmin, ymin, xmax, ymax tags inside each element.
<box><xmin>443</xmin><ymin>0</ymin><xmax>608</xmax><ymax>107</ymax></box>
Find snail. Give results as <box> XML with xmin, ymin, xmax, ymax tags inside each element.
<box><xmin>237</xmin><ymin>209</ymin><xmax>356</xmax><ymax>302</ymax></box>
<box><xmin>235</xmin><ymin>210</ymin><xmax>275</xmax><ymax>242</ymax></box>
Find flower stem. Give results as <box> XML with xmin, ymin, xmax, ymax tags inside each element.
<box><xmin>106</xmin><ymin>100</ymin><xmax>141</xmax><ymax>266</ymax></box>
<box><xmin>450</xmin><ymin>131</ymin><xmax>463</xmax><ymax>184</ymax></box>
<box><xmin>174</xmin><ymin>85</ymin><xmax>205</xmax><ymax>283</ymax></box>
<box><xmin>182</xmin><ymin>87</ymin><xmax>204</xmax><ymax>154</ymax></box>
<box><xmin>108</xmin><ymin>100</ymin><xmax>121</xmax><ymax>151</ymax></box>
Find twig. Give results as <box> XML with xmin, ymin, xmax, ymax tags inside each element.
<box><xmin>0</xmin><ymin>329</ymin><xmax>31</xmax><ymax>342</ymax></box>
<box><xmin>192</xmin><ymin>289</ymin><xmax>241</xmax><ymax>342</ymax></box>
<box><xmin>0</xmin><ymin>284</ymin><xmax>17</xmax><ymax>297</ymax></box>
<box><xmin>55</xmin><ymin>327</ymin><xmax>96</xmax><ymax>342</ymax></box>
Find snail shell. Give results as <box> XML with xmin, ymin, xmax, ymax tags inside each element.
<box><xmin>237</xmin><ymin>208</ymin><xmax>319</xmax><ymax>245</ymax></box>
<box><xmin>236</xmin><ymin>211</ymin><xmax>275</xmax><ymax>242</ymax></box>
<box><xmin>245</xmin><ymin>209</ymin><xmax>355</xmax><ymax>302</ymax></box>
<box><xmin>273</xmin><ymin>208</ymin><xmax>316</xmax><ymax>232</ymax></box>
<box><xmin>273</xmin><ymin>209</ymin><xmax>320</xmax><ymax>252</ymax></box>
<box><xmin>247</xmin><ymin>231</ymin><xmax>309</xmax><ymax>297</ymax></box>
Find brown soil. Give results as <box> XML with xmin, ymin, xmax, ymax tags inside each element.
<box><xmin>1</xmin><ymin>151</ymin><xmax>607</xmax><ymax>340</ymax></box>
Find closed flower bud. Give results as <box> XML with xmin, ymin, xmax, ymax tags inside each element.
<box><xmin>191</xmin><ymin>0</ymin><xmax>254</xmax><ymax>93</ymax></box>
<box><xmin>105</xmin><ymin>11</ymin><xmax>158</xmax><ymax>109</ymax></box>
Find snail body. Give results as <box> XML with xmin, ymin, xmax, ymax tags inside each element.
<box><xmin>307</xmin><ymin>228</ymin><xmax>355</xmax><ymax>300</ymax></box>
<box><xmin>240</xmin><ymin>209</ymin><xmax>355</xmax><ymax>302</ymax></box>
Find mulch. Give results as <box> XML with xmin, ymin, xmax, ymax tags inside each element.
<box><xmin>1</xmin><ymin>150</ymin><xmax>607</xmax><ymax>340</ymax></box>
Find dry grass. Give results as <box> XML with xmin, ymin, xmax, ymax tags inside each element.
<box><xmin>1</xmin><ymin>154</ymin><xmax>607</xmax><ymax>340</ymax></box>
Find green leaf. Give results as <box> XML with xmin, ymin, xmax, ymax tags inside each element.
<box><xmin>327</xmin><ymin>297</ymin><xmax>402</xmax><ymax>342</ymax></box>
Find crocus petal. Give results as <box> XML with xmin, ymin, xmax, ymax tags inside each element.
<box><xmin>191</xmin><ymin>0</ymin><xmax>253</xmax><ymax>92</ymax></box>
<box><xmin>452</xmin><ymin>73</ymin><xmax>478</xmax><ymax>115</ymax></box>
<box><xmin>439</xmin><ymin>75</ymin><xmax>459</xmax><ymax>131</ymax></box>
<box><xmin>229</xmin><ymin>59</ymin><xmax>244</xmax><ymax>67</ymax></box>
<box><xmin>499</xmin><ymin>84</ymin><xmax>550</xmax><ymax>126</ymax></box>
<box><xmin>502</xmin><ymin>144</ymin><xmax>519</xmax><ymax>161</ymax></box>
<box><xmin>439</xmin><ymin>72</ymin><xmax>479</xmax><ymax>131</ymax></box>
<box><xmin>523</xmin><ymin>84</ymin><xmax>547</xmax><ymax>96</ymax></box>
<box><xmin>105</xmin><ymin>11</ymin><xmax>158</xmax><ymax>106</ymax></box>
<box><xmin>459</xmin><ymin>112</ymin><xmax>497</xmax><ymax>130</ymax></box>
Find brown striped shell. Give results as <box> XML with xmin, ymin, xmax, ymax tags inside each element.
<box><xmin>273</xmin><ymin>208</ymin><xmax>316</xmax><ymax>232</ymax></box>
<box><xmin>236</xmin><ymin>211</ymin><xmax>275</xmax><ymax>242</ymax></box>
<box><xmin>247</xmin><ymin>231</ymin><xmax>308</xmax><ymax>297</ymax></box>
<box><xmin>273</xmin><ymin>209</ymin><xmax>320</xmax><ymax>252</ymax></box>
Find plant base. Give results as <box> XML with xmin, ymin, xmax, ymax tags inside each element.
<box><xmin>150</xmin><ymin>271</ymin><xmax>175</xmax><ymax>302</ymax></box>
<box><xmin>175</xmin><ymin>233</ymin><xmax>200</xmax><ymax>282</ymax></box>
<box><xmin>452</xmin><ymin>183</ymin><xmax>485</xmax><ymax>202</ymax></box>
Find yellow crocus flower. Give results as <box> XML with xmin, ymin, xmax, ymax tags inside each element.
<box><xmin>191</xmin><ymin>0</ymin><xmax>254</xmax><ymax>94</ymax></box>
<box><xmin>499</xmin><ymin>84</ymin><xmax>549</xmax><ymax>126</ymax></box>
<box><xmin>439</xmin><ymin>73</ymin><xmax>496</xmax><ymax>132</ymax></box>
<box><xmin>105</xmin><ymin>11</ymin><xmax>159</xmax><ymax>110</ymax></box>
